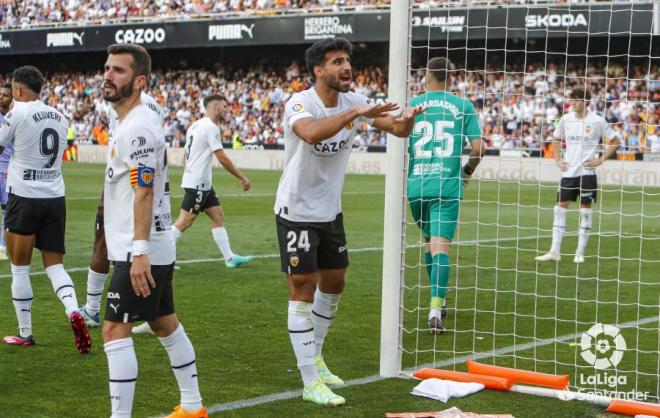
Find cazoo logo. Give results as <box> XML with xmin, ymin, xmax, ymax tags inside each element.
<box><xmin>115</xmin><ymin>28</ymin><xmax>166</xmax><ymax>44</ymax></box>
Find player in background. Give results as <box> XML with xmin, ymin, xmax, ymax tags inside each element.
<box><xmin>131</xmin><ymin>94</ymin><xmax>253</xmax><ymax>335</ymax></box>
<box><xmin>0</xmin><ymin>83</ymin><xmax>13</xmax><ymax>260</ymax></box>
<box><xmin>0</xmin><ymin>66</ymin><xmax>91</xmax><ymax>353</ymax></box>
<box><xmin>172</xmin><ymin>94</ymin><xmax>252</xmax><ymax>268</ymax></box>
<box><xmin>79</xmin><ymin>91</ymin><xmax>165</xmax><ymax>328</ymax></box>
<box><xmin>535</xmin><ymin>87</ymin><xmax>620</xmax><ymax>263</ymax></box>
<box><xmin>101</xmin><ymin>44</ymin><xmax>207</xmax><ymax>418</ymax></box>
<box><xmin>276</xmin><ymin>37</ymin><xmax>424</xmax><ymax>406</ymax></box>
<box><xmin>407</xmin><ymin>57</ymin><xmax>484</xmax><ymax>334</ymax></box>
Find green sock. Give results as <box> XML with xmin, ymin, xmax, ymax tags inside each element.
<box><xmin>424</xmin><ymin>251</ymin><xmax>432</xmax><ymax>279</ymax></box>
<box><xmin>430</xmin><ymin>253</ymin><xmax>450</xmax><ymax>308</ymax></box>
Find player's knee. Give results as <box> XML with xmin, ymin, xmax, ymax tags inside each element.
<box><xmin>102</xmin><ymin>321</ymin><xmax>131</xmax><ymax>342</ymax></box>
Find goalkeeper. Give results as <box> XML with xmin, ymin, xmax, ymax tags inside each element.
<box><xmin>407</xmin><ymin>57</ymin><xmax>484</xmax><ymax>334</ymax></box>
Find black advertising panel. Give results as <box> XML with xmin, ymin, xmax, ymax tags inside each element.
<box><xmin>0</xmin><ymin>3</ymin><xmax>653</xmax><ymax>56</ymax></box>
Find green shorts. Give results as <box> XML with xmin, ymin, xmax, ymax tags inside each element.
<box><xmin>409</xmin><ymin>197</ymin><xmax>460</xmax><ymax>241</ymax></box>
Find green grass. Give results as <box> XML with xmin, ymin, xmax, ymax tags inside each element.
<box><xmin>0</xmin><ymin>163</ymin><xmax>657</xmax><ymax>417</ymax></box>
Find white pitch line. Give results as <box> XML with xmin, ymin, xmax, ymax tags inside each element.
<box><xmin>204</xmin><ymin>315</ymin><xmax>659</xmax><ymax>414</ymax></box>
<box><xmin>0</xmin><ymin>233</ymin><xmax>564</xmax><ymax>280</ymax></box>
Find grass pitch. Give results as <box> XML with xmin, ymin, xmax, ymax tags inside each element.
<box><xmin>0</xmin><ymin>163</ymin><xmax>657</xmax><ymax>417</ymax></box>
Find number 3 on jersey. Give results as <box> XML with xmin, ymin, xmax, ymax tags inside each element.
<box><xmin>413</xmin><ymin>120</ymin><xmax>454</xmax><ymax>158</ymax></box>
<box><xmin>287</xmin><ymin>230</ymin><xmax>311</xmax><ymax>253</ymax></box>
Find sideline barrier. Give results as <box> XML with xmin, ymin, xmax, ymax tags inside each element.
<box><xmin>78</xmin><ymin>146</ymin><xmax>660</xmax><ymax>187</ymax></box>
<box><xmin>413</xmin><ymin>368</ymin><xmax>512</xmax><ymax>391</ymax></box>
<box><xmin>466</xmin><ymin>360</ymin><xmax>570</xmax><ymax>390</ymax></box>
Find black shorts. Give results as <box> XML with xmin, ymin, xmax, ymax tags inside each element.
<box><xmin>276</xmin><ymin>213</ymin><xmax>349</xmax><ymax>275</ymax></box>
<box><xmin>104</xmin><ymin>262</ymin><xmax>175</xmax><ymax>323</ymax></box>
<box><xmin>181</xmin><ymin>188</ymin><xmax>220</xmax><ymax>215</ymax></box>
<box><xmin>5</xmin><ymin>194</ymin><xmax>66</xmax><ymax>254</ymax></box>
<box><xmin>557</xmin><ymin>176</ymin><xmax>598</xmax><ymax>205</ymax></box>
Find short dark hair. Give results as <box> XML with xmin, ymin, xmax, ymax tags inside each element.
<box><xmin>570</xmin><ymin>87</ymin><xmax>591</xmax><ymax>101</ymax></box>
<box><xmin>1</xmin><ymin>83</ymin><xmax>11</xmax><ymax>90</ymax></box>
<box><xmin>203</xmin><ymin>94</ymin><xmax>226</xmax><ymax>108</ymax></box>
<box><xmin>428</xmin><ymin>57</ymin><xmax>453</xmax><ymax>83</ymax></box>
<box><xmin>12</xmin><ymin>66</ymin><xmax>45</xmax><ymax>94</ymax></box>
<box><xmin>107</xmin><ymin>43</ymin><xmax>151</xmax><ymax>77</ymax></box>
<box><xmin>305</xmin><ymin>37</ymin><xmax>353</xmax><ymax>80</ymax></box>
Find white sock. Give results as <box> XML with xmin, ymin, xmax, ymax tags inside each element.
<box><xmin>212</xmin><ymin>227</ymin><xmax>235</xmax><ymax>260</ymax></box>
<box><xmin>11</xmin><ymin>264</ymin><xmax>33</xmax><ymax>338</ymax></box>
<box><xmin>158</xmin><ymin>325</ymin><xmax>203</xmax><ymax>412</ymax></box>
<box><xmin>577</xmin><ymin>207</ymin><xmax>592</xmax><ymax>256</ymax></box>
<box><xmin>85</xmin><ymin>269</ymin><xmax>108</xmax><ymax>314</ymax></box>
<box><xmin>311</xmin><ymin>289</ymin><xmax>340</xmax><ymax>356</ymax></box>
<box><xmin>288</xmin><ymin>301</ymin><xmax>318</xmax><ymax>385</ymax></box>
<box><xmin>46</xmin><ymin>264</ymin><xmax>79</xmax><ymax>316</ymax></box>
<box><xmin>105</xmin><ymin>338</ymin><xmax>137</xmax><ymax>418</ymax></box>
<box><xmin>172</xmin><ymin>226</ymin><xmax>182</xmax><ymax>243</ymax></box>
<box><xmin>550</xmin><ymin>206</ymin><xmax>567</xmax><ymax>254</ymax></box>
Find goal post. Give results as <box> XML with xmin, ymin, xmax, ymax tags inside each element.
<box><xmin>380</xmin><ymin>0</ymin><xmax>660</xmax><ymax>407</ymax></box>
<box><xmin>380</xmin><ymin>0</ymin><xmax>412</xmax><ymax>378</ymax></box>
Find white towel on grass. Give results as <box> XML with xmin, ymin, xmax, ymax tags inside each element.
<box><xmin>412</xmin><ymin>378</ymin><xmax>485</xmax><ymax>403</ymax></box>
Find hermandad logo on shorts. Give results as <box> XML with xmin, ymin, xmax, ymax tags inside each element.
<box><xmin>558</xmin><ymin>323</ymin><xmax>649</xmax><ymax>402</ymax></box>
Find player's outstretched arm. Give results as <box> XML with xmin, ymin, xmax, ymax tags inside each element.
<box><xmin>372</xmin><ymin>105</ymin><xmax>426</xmax><ymax>138</ymax></box>
<box><xmin>214</xmin><ymin>149</ymin><xmax>251</xmax><ymax>191</ymax></box>
<box><xmin>292</xmin><ymin>102</ymin><xmax>399</xmax><ymax>144</ymax></box>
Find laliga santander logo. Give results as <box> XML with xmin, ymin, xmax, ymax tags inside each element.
<box><xmin>580</xmin><ymin>323</ymin><xmax>626</xmax><ymax>370</ymax></box>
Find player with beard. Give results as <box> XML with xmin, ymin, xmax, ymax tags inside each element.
<box><xmin>0</xmin><ymin>67</ymin><xmax>91</xmax><ymax>353</ymax></box>
<box><xmin>79</xmin><ymin>91</ymin><xmax>165</xmax><ymax>328</ymax></box>
<box><xmin>0</xmin><ymin>83</ymin><xmax>13</xmax><ymax>260</ymax></box>
<box><xmin>101</xmin><ymin>44</ymin><xmax>207</xmax><ymax>418</ymax></box>
<box><xmin>275</xmin><ymin>38</ymin><xmax>425</xmax><ymax>405</ymax></box>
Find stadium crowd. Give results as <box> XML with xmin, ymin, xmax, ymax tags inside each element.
<box><xmin>0</xmin><ymin>0</ymin><xmax>633</xmax><ymax>29</ymax></box>
<box><xmin>0</xmin><ymin>61</ymin><xmax>657</xmax><ymax>151</ymax></box>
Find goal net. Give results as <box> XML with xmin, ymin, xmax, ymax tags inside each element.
<box><xmin>382</xmin><ymin>0</ymin><xmax>660</xmax><ymax>404</ymax></box>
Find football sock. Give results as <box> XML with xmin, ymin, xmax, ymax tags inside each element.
<box><xmin>550</xmin><ymin>206</ymin><xmax>567</xmax><ymax>254</ymax></box>
<box><xmin>577</xmin><ymin>207</ymin><xmax>592</xmax><ymax>256</ymax></box>
<box><xmin>46</xmin><ymin>264</ymin><xmax>79</xmax><ymax>316</ymax></box>
<box><xmin>424</xmin><ymin>251</ymin><xmax>432</xmax><ymax>280</ymax></box>
<box><xmin>212</xmin><ymin>227</ymin><xmax>235</xmax><ymax>260</ymax></box>
<box><xmin>311</xmin><ymin>289</ymin><xmax>340</xmax><ymax>356</ymax></box>
<box><xmin>85</xmin><ymin>269</ymin><xmax>108</xmax><ymax>314</ymax></box>
<box><xmin>158</xmin><ymin>325</ymin><xmax>203</xmax><ymax>412</ymax></box>
<box><xmin>288</xmin><ymin>301</ymin><xmax>318</xmax><ymax>385</ymax></box>
<box><xmin>172</xmin><ymin>225</ymin><xmax>182</xmax><ymax>243</ymax></box>
<box><xmin>431</xmin><ymin>253</ymin><xmax>450</xmax><ymax>302</ymax></box>
<box><xmin>11</xmin><ymin>264</ymin><xmax>33</xmax><ymax>338</ymax></box>
<box><xmin>105</xmin><ymin>338</ymin><xmax>137</xmax><ymax>418</ymax></box>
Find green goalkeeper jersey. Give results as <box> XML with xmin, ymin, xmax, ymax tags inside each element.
<box><xmin>407</xmin><ymin>91</ymin><xmax>482</xmax><ymax>200</ymax></box>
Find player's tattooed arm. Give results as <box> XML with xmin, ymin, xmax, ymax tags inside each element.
<box><xmin>292</xmin><ymin>102</ymin><xmax>399</xmax><ymax>144</ymax></box>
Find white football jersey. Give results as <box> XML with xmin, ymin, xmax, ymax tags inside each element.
<box><xmin>554</xmin><ymin>111</ymin><xmax>610</xmax><ymax>178</ymax></box>
<box><xmin>104</xmin><ymin>104</ymin><xmax>174</xmax><ymax>265</ymax></box>
<box><xmin>108</xmin><ymin>92</ymin><xmax>165</xmax><ymax>134</ymax></box>
<box><xmin>274</xmin><ymin>88</ymin><xmax>371</xmax><ymax>222</ymax></box>
<box><xmin>0</xmin><ymin>100</ymin><xmax>67</xmax><ymax>198</ymax></box>
<box><xmin>181</xmin><ymin>117</ymin><xmax>224</xmax><ymax>191</ymax></box>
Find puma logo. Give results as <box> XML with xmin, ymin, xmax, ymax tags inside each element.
<box><xmin>61</xmin><ymin>293</ymin><xmax>73</xmax><ymax>300</ymax></box>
